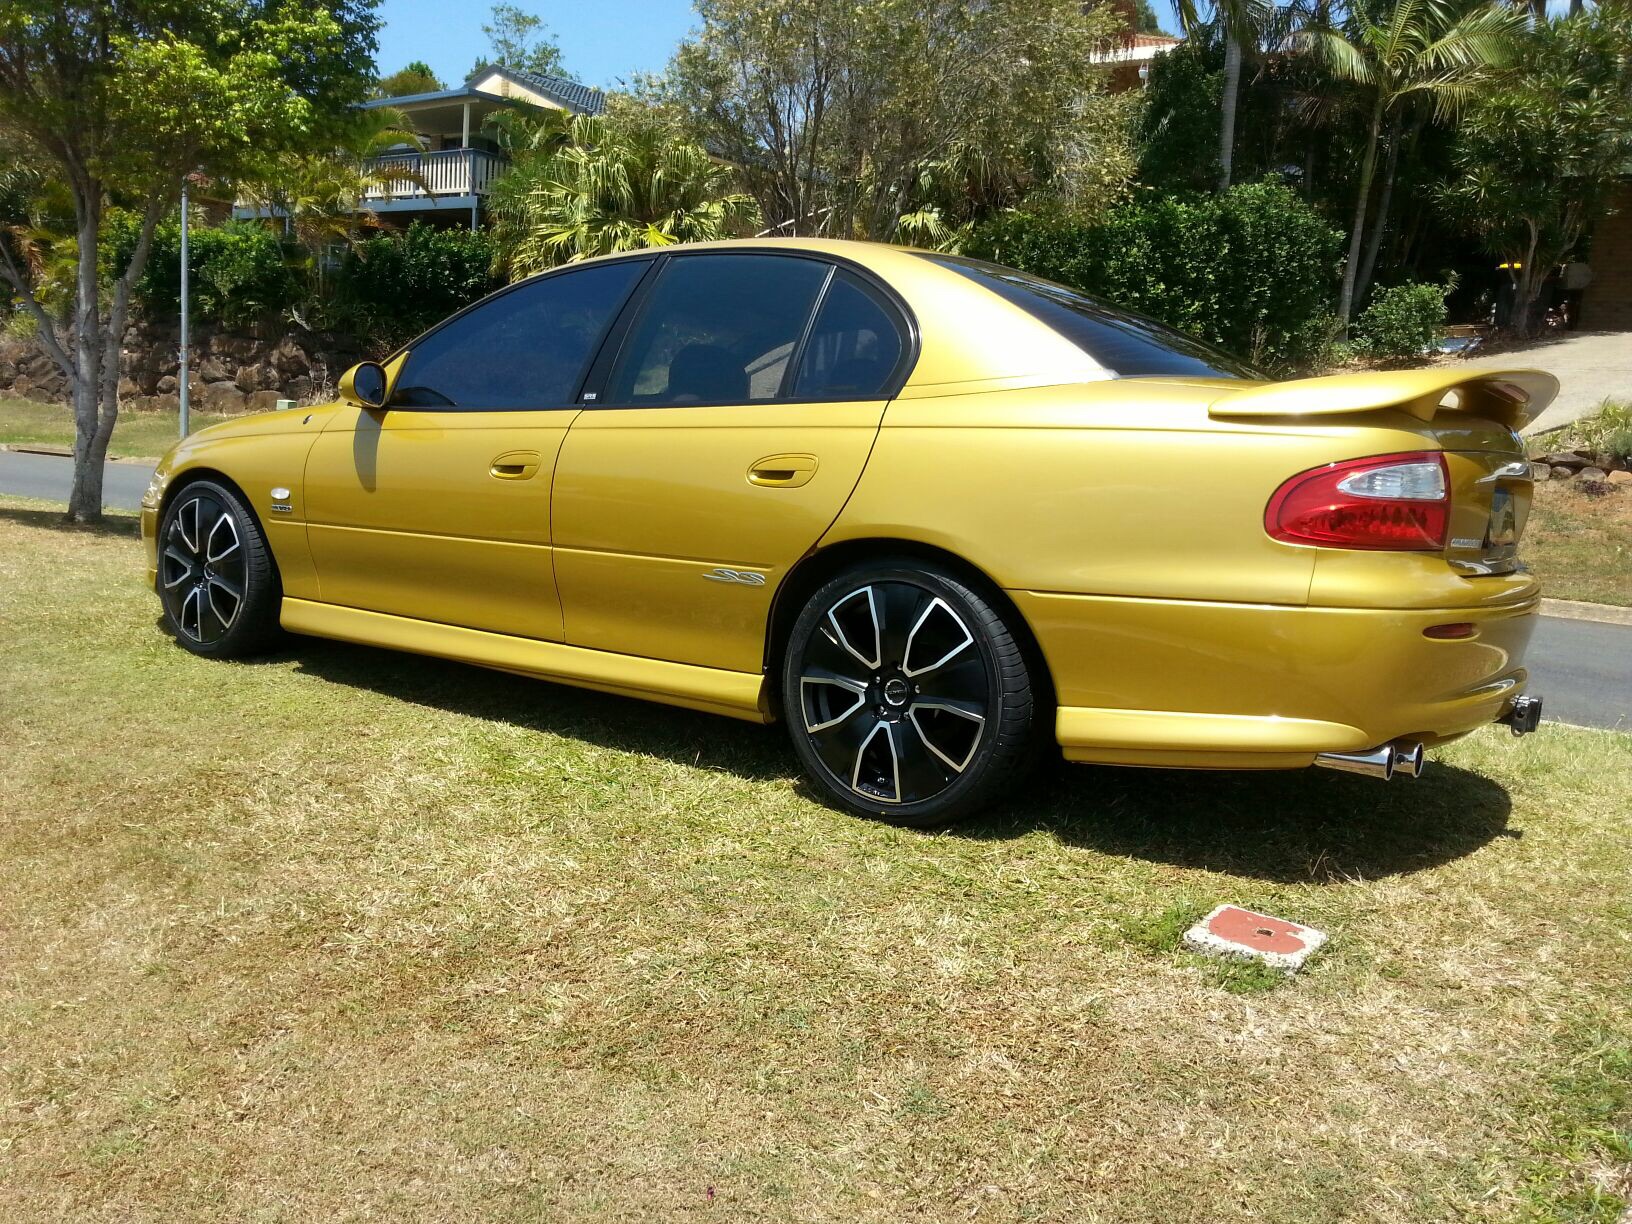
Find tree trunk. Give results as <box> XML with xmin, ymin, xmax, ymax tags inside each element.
<box><xmin>1217</xmin><ymin>33</ymin><xmax>1242</xmax><ymax>193</ymax></box>
<box><xmin>1354</xmin><ymin>118</ymin><xmax>1402</xmax><ymax>310</ymax></box>
<box><xmin>66</xmin><ymin>188</ymin><xmax>106</xmax><ymax>524</ymax></box>
<box><xmin>1337</xmin><ymin>103</ymin><xmax>1384</xmax><ymax>337</ymax></box>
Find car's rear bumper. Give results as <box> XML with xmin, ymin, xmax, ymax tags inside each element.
<box><xmin>1012</xmin><ymin>589</ymin><xmax>1538</xmax><ymax>769</ymax></box>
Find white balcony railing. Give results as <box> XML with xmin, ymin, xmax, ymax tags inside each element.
<box><xmin>362</xmin><ymin>148</ymin><xmax>508</xmax><ymax>200</ymax></box>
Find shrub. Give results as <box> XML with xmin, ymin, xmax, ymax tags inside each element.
<box><xmin>113</xmin><ymin>216</ymin><xmax>301</xmax><ymax>330</ymax></box>
<box><xmin>965</xmin><ymin>182</ymin><xmax>1343</xmax><ymax>372</ymax></box>
<box><xmin>1572</xmin><ymin>401</ymin><xmax>1632</xmax><ymax>464</ymax></box>
<box><xmin>1352</xmin><ymin>281</ymin><xmax>1449</xmax><ymax>360</ymax></box>
<box><xmin>334</xmin><ymin>223</ymin><xmax>501</xmax><ymax>349</ymax></box>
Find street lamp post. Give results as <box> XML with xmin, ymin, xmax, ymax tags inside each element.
<box><xmin>178</xmin><ymin>175</ymin><xmax>190</xmax><ymax>439</ymax></box>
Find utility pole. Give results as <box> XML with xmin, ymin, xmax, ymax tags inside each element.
<box><xmin>178</xmin><ymin>175</ymin><xmax>190</xmax><ymax>438</ymax></box>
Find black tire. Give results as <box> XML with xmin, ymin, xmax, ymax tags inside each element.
<box><xmin>781</xmin><ymin>558</ymin><xmax>1039</xmax><ymax>825</ymax></box>
<box><xmin>156</xmin><ymin>478</ymin><xmax>284</xmax><ymax>658</ymax></box>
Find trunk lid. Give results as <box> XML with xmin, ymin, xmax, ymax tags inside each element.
<box><xmin>1212</xmin><ymin>368</ymin><xmax>1558</xmax><ymax>576</ymax></box>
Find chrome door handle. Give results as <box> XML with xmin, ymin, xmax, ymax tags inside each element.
<box><xmin>491</xmin><ymin>450</ymin><xmax>542</xmax><ymax>480</ymax></box>
<box><xmin>748</xmin><ymin>453</ymin><xmax>818</xmax><ymax>488</ymax></box>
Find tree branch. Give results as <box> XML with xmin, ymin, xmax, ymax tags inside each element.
<box><xmin>0</xmin><ymin>234</ymin><xmax>74</xmax><ymax>378</ymax></box>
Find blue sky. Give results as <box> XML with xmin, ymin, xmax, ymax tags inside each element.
<box><xmin>375</xmin><ymin>0</ymin><xmax>1188</xmax><ymax>90</ymax></box>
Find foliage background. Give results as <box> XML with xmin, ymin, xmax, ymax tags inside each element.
<box><xmin>967</xmin><ymin>182</ymin><xmax>1344</xmax><ymax>371</ymax></box>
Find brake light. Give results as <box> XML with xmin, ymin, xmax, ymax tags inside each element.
<box><xmin>1266</xmin><ymin>452</ymin><xmax>1450</xmax><ymax>551</ymax></box>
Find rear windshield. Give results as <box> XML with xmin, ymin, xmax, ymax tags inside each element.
<box><xmin>922</xmin><ymin>254</ymin><xmax>1260</xmax><ymax>380</ymax></box>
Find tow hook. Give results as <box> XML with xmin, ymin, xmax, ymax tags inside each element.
<box><xmin>1497</xmin><ymin>694</ymin><xmax>1544</xmax><ymax>736</ymax></box>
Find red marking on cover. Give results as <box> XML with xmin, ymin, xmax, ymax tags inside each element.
<box><xmin>1206</xmin><ymin>906</ymin><xmax>1310</xmax><ymax>954</ymax></box>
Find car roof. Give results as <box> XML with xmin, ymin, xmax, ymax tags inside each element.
<box><xmin>554</xmin><ymin>238</ymin><xmax>1109</xmax><ymax>396</ymax></box>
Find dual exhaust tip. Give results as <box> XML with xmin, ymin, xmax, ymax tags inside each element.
<box><xmin>1314</xmin><ymin>741</ymin><xmax>1426</xmax><ymax>781</ymax></box>
<box><xmin>1314</xmin><ymin>693</ymin><xmax>1544</xmax><ymax>782</ymax></box>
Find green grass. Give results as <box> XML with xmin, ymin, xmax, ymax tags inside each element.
<box><xmin>1</xmin><ymin>493</ymin><xmax>1629</xmax><ymax>1221</ymax></box>
<box><xmin>0</xmin><ymin>393</ymin><xmax>229</xmax><ymax>459</ymax></box>
<box><xmin>1525</xmin><ymin>479</ymin><xmax>1632</xmax><ymax>606</ymax></box>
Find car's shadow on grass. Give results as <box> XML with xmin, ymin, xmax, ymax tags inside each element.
<box><xmin>280</xmin><ymin>637</ymin><xmax>1514</xmax><ymax>885</ymax></box>
<box><xmin>966</xmin><ymin>757</ymin><xmax>1515</xmax><ymax>883</ymax></box>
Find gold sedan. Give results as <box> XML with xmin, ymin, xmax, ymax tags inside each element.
<box><xmin>141</xmin><ymin>238</ymin><xmax>1553</xmax><ymax>823</ymax></box>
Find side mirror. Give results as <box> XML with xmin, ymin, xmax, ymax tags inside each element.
<box><xmin>339</xmin><ymin>360</ymin><xmax>389</xmax><ymax>410</ymax></box>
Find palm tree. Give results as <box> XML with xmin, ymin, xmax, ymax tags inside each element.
<box><xmin>491</xmin><ymin>111</ymin><xmax>760</xmax><ymax>277</ymax></box>
<box><xmin>1297</xmin><ymin>0</ymin><xmax>1521</xmax><ymax>331</ymax></box>
<box><xmin>1174</xmin><ymin>0</ymin><xmax>1273</xmax><ymax>192</ymax></box>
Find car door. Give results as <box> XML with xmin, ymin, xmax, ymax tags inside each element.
<box><xmin>303</xmin><ymin>257</ymin><xmax>651</xmax><ymax>640</ymax></box>
<box><xmin>552</xmin><ymin>253</ymin><xmax>912</xmax><ymax>673</ymax></box>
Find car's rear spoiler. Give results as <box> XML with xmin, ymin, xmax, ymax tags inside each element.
<box><xmin>1208</xmin><ymin>368</ymin><xmax>1558</xmax><ymax>431</ymax></box>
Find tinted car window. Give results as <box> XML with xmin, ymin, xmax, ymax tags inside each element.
<box><xmin>792</xmin><ymin>271</ymin><xmax>904</xmax><ymax>399</ymax></box>
<box><xmin>393</xmin><ymin>259</ymin><xmax>648</xmax><ymax>408</ymax></box>
<box><xmin>922</xmin><ymin>254</ymin><xmax>1259</xmax><ymax>380</ymax></box>
<box><xmin>606</xmin><ymin>254</ymin><xmax>831</xmax><ymax>406</ymax></box>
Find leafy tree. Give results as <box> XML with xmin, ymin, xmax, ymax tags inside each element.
<box><xmin>1133</xmin><ymin>0</ymin><xmax>1168</xmax><ymax>35</ymax></box>
<box><xmin>489</xmin><ymin>104</ymin><xmax>760</xmax><ymax>275</ymax></box>
<box><xmin>1172</xmin><ymin>0</ymin><xmax>1272</xmax><ymax>192</ymax></box>
<box><xmin>470</xmin><ymin>3</ymin><xmax>564</xmax><ymax>79</ymax></box>
<box><xmin>1296</xmin><ymin>0</ymin><xmax>1521</xmax><ymax>333</ymax></box>
<box><xmin>234</xmin><ymin>104</ymin><xmax>426</xmax><ymax>305</ymax></box>
<box><xmin>335</xmin><ymin>222</ymin><xmax>499</xmax><ymax>347</ymax></box>
<box><xmin>657</xmin><ymin>0</ymin><xmax>1130</xmax><ymax>241</ymax></box>
<box><xmin>375</xmin><ymin>59</ymin><xmax>443</xmax><ymax>97</ymax></box>
<box><xmin>1440</xmin><ymin>2</ymin><xmax>1632</xmax><ymax>333</ymax></box>
<box><xmin>0</xmin><ymin>0</ymin><xmax>379</xmax><ymax>522</ymax></box>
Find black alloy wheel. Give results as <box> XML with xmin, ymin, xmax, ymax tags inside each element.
<box><xmin>783</xmin><ymin>559</ymin><xmax>1039</xmax><ymax>825</ymax></box>
<box><xmin>158</xmin><ymin>478</ymin><xmax>283</xmax><ymax>657</ymax></box>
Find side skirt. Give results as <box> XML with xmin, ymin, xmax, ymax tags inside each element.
<box><xmin>280</xmin><ymin>598</ymin><xmax>771</xmax><ymax>724</ymax></box>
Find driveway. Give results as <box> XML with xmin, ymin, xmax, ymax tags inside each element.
<box><xmin>1456</xmin><ymin>330</ymin><xmax>1632</xmax><ymax>435</ymax></box>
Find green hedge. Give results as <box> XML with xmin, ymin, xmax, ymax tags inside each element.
<box><xmin>1353</xmin><ymin>282</ymin><xmax>1448</xmax><ymax>360</ymax></box>
<box><xmin>113</xmin><ymin>217</ymin><xmax>301</xmax><ymax>330</ymax></box>
<box><xmin>109</xmin><ymin>217</ymin><xmax>501</xmax><ymax>347</ymax></box>
<box><xmin>334</xmin><ymin>223</ymin><xmax>501</xmax><ymax>348</ymax></box>
<box><xmin>965</xmin><ymin>182</ymin><xmax>1343</xmax><ymax>372</ymax></box>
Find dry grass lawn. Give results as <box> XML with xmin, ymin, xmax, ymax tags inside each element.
<box><xmin>0</xmin><ymin>393</ymin><xmax>228</xmax><ymax>460</ymax></box>
<box><xmin>1</xmin><ymin>494</ymin><xmax>1629</xmax><ymax>1222</ymax></box>
<box><xmin>1525</xmin><ymin>479</ymin><xmax>1632</xmax><ymax>606</ymax></box>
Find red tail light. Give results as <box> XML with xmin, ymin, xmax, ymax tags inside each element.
<box><xmin>1266</xmin><ymin>452</ymin><xmax>1450</xmax><ymax>551</ymax></box>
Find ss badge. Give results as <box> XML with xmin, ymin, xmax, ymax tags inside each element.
<box><xmin>704</xmin><ymin>567</ymin><xmax>766</xmax><ymax>587</ymax></box>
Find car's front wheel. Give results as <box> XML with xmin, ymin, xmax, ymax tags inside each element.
<box><xmin>782</xmin><ymin>559</ymin><xmax>1039</xmax><ymax>825</ymax></box>
<box><xmin>157</xmin><ymin>478</ymin><xmax>283</xmax><ymax>657</ymax></box>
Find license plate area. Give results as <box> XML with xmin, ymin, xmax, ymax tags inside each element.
<box><xmin>1484</xmin><ymin>487</ymin><xmax>1518</xmax><ymax>565</ymax></box>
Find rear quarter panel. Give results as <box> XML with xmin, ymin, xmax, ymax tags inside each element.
<box><xmin>824</xmin><ymin>380</ymin><xmax>1446</xmax><ymax>606</ymax></box>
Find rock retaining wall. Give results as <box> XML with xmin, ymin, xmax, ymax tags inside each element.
<box><xmin>0</xmin><ymin>321</ymin><xmax>364</xmax><ymax>416</ymax></box>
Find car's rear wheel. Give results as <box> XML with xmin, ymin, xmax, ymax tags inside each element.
<box><xmin>158</xmin><ymin>478</ymin><xmax>283</xmax><ymax>657</ymax></box>
<box><xmin>782</xmin><ymin>559</ymin><xmax>1039</xmax><ymax>825</ymax></box>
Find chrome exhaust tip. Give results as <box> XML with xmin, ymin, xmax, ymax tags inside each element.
<box><xmin>1313</xmin><ymin>742</ymin><xmax>1426</xmax><ymax>781</ymax></box>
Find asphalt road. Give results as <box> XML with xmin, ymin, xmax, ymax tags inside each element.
<box><xmin>0</xmin><ymin>450</ymin><xmax>154</xmax><ymax>511</ymax></box>
<box><xmin>3</xmin><ymin>450</ymin><xmax>1628</xmax><ymax>733</ymax></box>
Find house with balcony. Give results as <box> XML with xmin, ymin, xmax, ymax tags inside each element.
<box><xmin>237</xmin><ymin>66</ymin><xmax>605</xmax><ymax>230</ymax></box>
<box><xmin>357</xmin><ymin>66</ymin><xmax>606</xmax><ymax>228</ymax></box>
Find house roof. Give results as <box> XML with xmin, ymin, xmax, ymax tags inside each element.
<box><xmin>359</xmin><ymin>66</ymin><xmax>606</xmax><ymax>116</ymax></box>
<box><xmin>1094</xmin><ymin>33</ymin><xmax>1183</xmax><ymax>63</ymax></box>
<box><xmin>495</xmin><ymin>67</ymin><xmax>606</xmax><ymax>115</ymax></box>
